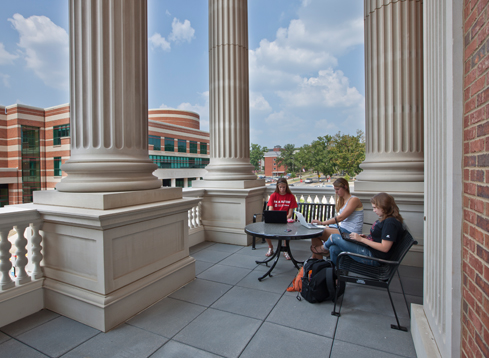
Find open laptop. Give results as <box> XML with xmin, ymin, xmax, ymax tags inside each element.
<box><xmin>294</xmin><ymin>211</ymin><xmax>321</xmax><ymax>229</ymax></box>
<box><xmin>335</xmin><ymin>217</ymin><xmax>369</xmax><ymax>247</ymax></box>
<box><xmin>263</xmin><ymin>210</ymin><xmax>287</xmax><ymax>224</ymax></box>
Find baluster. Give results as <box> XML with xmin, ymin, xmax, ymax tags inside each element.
<box><xmin>329</xmin><ymin>196</ymin><xmax>335</xmax><ymax>204</ymax></box>
<box><xmin>0</xmin><ymin>227</ymin><xmax>14</xmax><ymax>290</ymax></box>
<box><xmin>197</xmin><ymin>201</ymin><xmax>202</xmax><ymax>227</ymax></box>
<box><xmin>188</xmin><ymin>209</ymin><xmax>192</xmax><ymax>229</ymax></box>
<box><xmin>190</xmin><ymin>207</ymin><xmax>196</xmax><ymax>229</ymax></box>
<box><xmin>13</xmin><ymin>224</ymin><xmax>31</xmax><ymax>285</ymax></box>
<box><xmin>30</xmin><ymin>221</ymin><xmax>44</xmax><ymax>280</ymax></box>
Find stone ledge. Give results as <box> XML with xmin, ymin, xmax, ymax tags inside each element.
<box><xmin>33</xmin><ymin>187</ymin><xmax>182</xmax><ymax>210</ymax></box>
<box><xmin>411</xmin><ymin>304</ymin><xmax>442</xmax><ymax>358</ymax></box>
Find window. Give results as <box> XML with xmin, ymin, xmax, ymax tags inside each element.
<box><xmin>149</xmin><ymin>155</ymin><xmax>210</xmax><ymax>169</ymax></box>
<box><xmin>53</xmin><ymin>124</ymin><xmax>70</xmax><ymax>146</ymax></box>
<box><xmin>54</xmin><ymin>157</ymin><xmax>62</xmax><ymax>176</ymax></box>
<box><xmin>178</xmin><ymin>139</ymin><xmax>187</xmax><ymax>153</ymax></box>
<box><xmin>0</xmin><ymin>184</ymin><xmax>8</xmax><ymax>207</ymax></box>
<box><xmin>164</xmin><ymin>137</ymin><xmax>174</xmax><ymax>151</ymax></box>
<box><xmin>189</xmin><ymin>141</ymin><xmax>198</xmax><ymax>154</ymax></box>
<box><xmin>162</xmin><ymin>179</ymin><xmax>171</xmax><ymax>187</ymax></box>
<box><xmin>149</xmin><ymin>135</ymin><xmax>161</xmax><ymax>150</ymax></box>
<box><xmin>200</xmin><ymin>143</ymin><xmax>207</xmax><ymax>154</ymax></box>
<box><xmin>21</xmin><ymin>126</ymin><xmax>41</xmax><ymax>203</ymax></box>
<box><xmin>188</xmin><ymin>178</ymin><xmax>196</xmax><ymax>187</ymax></box>
<box><xmin>175</xmin><ymin>179</ymin><xmax>184</xmax><ymax>188</ymax></box>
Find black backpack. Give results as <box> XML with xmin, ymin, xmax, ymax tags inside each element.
<box><xmin>298</xmin><ymin>258</ymin><xmax>344</xmax><ymax>303</ymax></box>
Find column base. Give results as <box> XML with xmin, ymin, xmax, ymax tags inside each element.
<box><xmin>202</xmin><ymin>159</ymin><xmax>257</xmax><ymax>181</ymax></box>
<box><xmin>44</xmin><ymin>257</ymin><xmax>195</xmax><ymax>332</ymax></box>
<box><xmin>192</xmin><ymin>179</ymin><xmax>264</xmax><ymax>189</ymax></box>
<box><xmin>354</xmin><ymin>180</ymin><xmax>424</xmax><ymax>193</ymax></box>
<box><xmin>411</xmin><ymin>304</ymin><xmax>442</xmax><ymax>358</ymax></box>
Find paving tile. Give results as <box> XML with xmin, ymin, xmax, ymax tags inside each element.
<box><xmin>0</xmin><ymin>338</ymin><xmax>49</xmax><ymax>357</ymax></box>
<box><xmin>173</xmin><ymin>308</ymin><xmax>261</xmax><ymax>358</ymax></box>
<box><xmin>207</xmin><ymin>243</ymin><xmax>242</xmax><ymax>254</ymax></box>
<box><xmin>240</xmin><ymin>322</ymin><xmax>332</xmax><ymax>358</ymax></box>
<box><xmin>16</xmin><ymin>316</ymin><xmax>100</xmax><ymax>358</ymax></box>
<box><xmin>195</xmin><ymin>260</ymin><xmax>214</xmax><ymax>275</ymax></box>
<box><xmin>211</xmin><ymin>286</ymin><xmax>282</xmax><ymax>320</ymax></box>
<box><xmin>197</xmin><ymin>264</ymin><xmax>252</xmax><ymax>285</ymax></box>
<box><xmin>1</xmin><ymin>309</ymin><xmax>59</xmax><ymax>337</ymax></box>
<box><xmin>151</xmin><ymin>340</ymin><xmax>222</xmax><ymax>358</ymax></box>
<box><xmin>237</xmin><ymin>265</ymin><xmax>296</xmax><ymax>294</ymax></box>
<box><xmin>62</xmin><ymin>323</ymin><xmax>167</xmax><ymax>358</ymax></box>
<box><xmin>266</xmin><ymin>295</ymin><xmax>338</xmax><ymax>338</ymax></box>
<box><xmin>0</xmin><ymin>331</ymin><xmax>9</xmax><ymax>344</ymax></box>
<box><xmin>127</xmin><ymin>297</ymin><xmax>205</xmax><ymax>338</ymax></box>
<box><xmin>398</xmin><ymin>265</ymin><xmax>423</xmax><ymax>279</ymax></box>
<box><xmin>191</xmin><ymin>248</ymin><xmax>232</xmax><ymax>264</ymax></box>
<box><xmin>331</xmin><ymin>339</ymin><xmax>405</xmax><ymax>358</ymax></box>
<box><xmin>339</xmin><ymin>285</ymin><xmax>411</xmax><ymax>319</ymax></box>
<box><xmin>170</xmin><ymin>278</ymin><xmax>232</xmax><ymax>306</ymax></box>
<box><xmin>190</xmin><ymin>242</ymin><xmax>216</xmax><ymax>255</ymax></box>
<box><xmin>219</xmin><ymin>253</ymin><xmax>264</xmax><ymax>270</ymax></box>
<box><xmin>390</xmin><ymin>275</ymin><xmax>423</xmax><ymax>297</ymax></box>
<box><xmin>335</xmin><ymin>309</ymin><xmax>417</xmax><ymax>357</ymax></box>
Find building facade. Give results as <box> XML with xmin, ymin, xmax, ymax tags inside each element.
<box><xmin>263</xmin><ymin>145</ymin><xmax>286</xmax><ymax>177</ymax></box>
<box><xmin>0</xmin><ymin>104</ymin><xmax>210</xmax><ymax>206</ymax></box>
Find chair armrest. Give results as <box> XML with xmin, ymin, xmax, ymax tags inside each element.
<box><xmin>337</xmin><ymin>251</ymin><xmax>401</xmax><ymax>266</ymax></box>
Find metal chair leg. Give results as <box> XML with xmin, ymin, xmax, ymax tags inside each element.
<box><xmin>387</xmin><ymin>287</ymin><xmax>408</xmax><ymax>332</ymax></box>
<box><xmin>252</xmin><ymin>235</ymin><xmax>256</xmax><ymax>249</ymax></box>
<box><xmin>397</xmin><ymin>270</ymin><xmax>410</xmax><ymax>318</ymax></box>
<box><xmin>331</xmin><ymin>279</ymin><xmax>344</xmax><ymax>317</ymax></box>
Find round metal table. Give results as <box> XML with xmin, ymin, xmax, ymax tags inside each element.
<box><xmin>244</xmin><ymin>221</ymin><xmax>324</xmax><ymax>281</ymax></box>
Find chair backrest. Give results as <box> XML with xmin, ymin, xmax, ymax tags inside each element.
<box><xmin>385</xmin><ymin>228</ymin><xmax>418</xmax><ymax>264</ymax></box>
<box><xmin>296</xmin><ymin>202</ymin><xmax>335</xmax><ymax>222</ymax></box>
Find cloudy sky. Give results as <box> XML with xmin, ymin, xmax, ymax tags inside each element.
<box><xmin>0</xmin><ymin>0</ymin><xmax>365</xmax><ymax>148</ymax></box>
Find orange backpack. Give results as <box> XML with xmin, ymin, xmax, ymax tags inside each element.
<box><xmin>286</xmin><ymin>267</ymin><xmax>305</xmax><ymax>292</ymax></box>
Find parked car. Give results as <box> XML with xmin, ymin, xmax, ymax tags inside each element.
<box><xmin>305</xmin><ymin>179</ymin><xmax>313</xmax><ymax>184</ymax></box>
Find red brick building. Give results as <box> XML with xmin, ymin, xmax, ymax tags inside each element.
<box><xmin>263</xmin><ymin>145</ymin><xmax>286</xmax><ymax>177</ymax></box>
<box><xmin>463</xmin><ymin>1</ymin><xmax>489</xmax><ymax>357</ymax></box>
<box><xmin>0</xmin><ymin>104</ymin><xmax>209</xmax><ymax>206</ymax></box>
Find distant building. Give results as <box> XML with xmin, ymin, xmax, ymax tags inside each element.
<box><xmin>263</xmin><ymin>145</ymin><xmax>286</xmax><ymax>177</ymax></box>
<box><xmin>0</xmin><ymin>103</ymin><xmax>210</xmax><ymax>206</ymax></box>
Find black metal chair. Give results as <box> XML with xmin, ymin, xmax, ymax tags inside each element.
<box><xmin>331</xmin><ymin>227</ymin><xmax>418</xmax><ymax>332</ymax></box>
<box><xmin>251</xmin><ymin>201</ymin><xmax>268</xmax><ymax>249</ymax></box>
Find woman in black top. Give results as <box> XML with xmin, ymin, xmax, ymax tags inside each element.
<box><xmin>326</xmin><ymin>192</ymin><xmax>404</xmax><ymax>266</ymax></box>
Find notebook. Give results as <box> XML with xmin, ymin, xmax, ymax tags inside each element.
<box><xmin>263</xmin><ymin>210</ymin><xmax>287</xmax><ymax>224</ymax></box>
<box><xmin>294</xmin><ymin>211</ymin><xmax>320</xmax><ymax>229</ymax></box>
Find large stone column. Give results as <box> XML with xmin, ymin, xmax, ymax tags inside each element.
<box><xmin>193</xmin><ymin>0</ymin><xmax>264</xmax><ymax>245</ymax></box>
<box><xmin>355</xmin><ymin>0</ymin><xmax>424</xmax><ymax>267</ymax></box>
<box><xmin>203</xmin><ymin>0</ymin><xmax>256</xmax><ymax>182</ymax></box>
<box><xmin>355</xmin><ymin>0</ymin><xmax>424</xmax><ymax>193</ymax></box>
<box><xmin>56</xmin><ymin>0</ymin><xmax>161</xmax><ymax>192</ymax></box>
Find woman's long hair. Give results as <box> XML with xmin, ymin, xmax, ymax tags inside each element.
<box><xmin>275</xmin><ymin>177</ymin><xmax>293</xmax><ymax>195</ymax></box>
<box><xmin>333</xmin><ymin>178</ymin><xmax>350</xmax><ymax>212</ymax></box>
<box><xmin>370</xmin><ymin>192</ymin><xmax>403</xmax><ymax>223</ymax></box>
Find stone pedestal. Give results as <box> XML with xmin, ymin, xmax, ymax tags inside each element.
<box><xmin>33</xmin><ymin>190</ymin><xmax>198</xmax><ymax>332</ymax></box>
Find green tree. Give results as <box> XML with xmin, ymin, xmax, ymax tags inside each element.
<box><xmin>310</xmin><ymin>135</ymin><xmax>336</xmax><ymax>176</ymax></box>
<box><xmin>250</xmin><ymin>144</ymin><xmax>267</xmax><ymax>171</ymax></box>
<box><xmin>276</xmin><ymin>143</ymin><xmax>296</xmax><ymax>174</ymax></box>
<box><xmin>327</xmin><ymin>130</ymin><xmax>365</xmax><ymax>176</ymax></box>
<box><xmin>294</xmin><ymin>145</ymin><xmax>312</xmax><ymax>177</ymax></box>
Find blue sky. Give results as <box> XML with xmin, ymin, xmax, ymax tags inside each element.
<box><xmin>0</xmin><ymin>0</ymin><xmax>365</xmax><ymax>148</ymax></box>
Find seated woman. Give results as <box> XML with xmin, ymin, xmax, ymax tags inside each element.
<box><xmin>266</xmin><ymin>177</ymin><xmax>298</xmax><ymax>260</ymax></box>
<box><xmin>312</xmin><ymin>192</ymin><xmax>404</xmax><ymax>266</ymax></box>
<box><xmin>310</xmin><ymin>178</ymin><xmax>363</xmax><ymax>260</ymax></box>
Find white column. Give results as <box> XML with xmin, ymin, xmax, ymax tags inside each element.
<box><xmin>56</xmin><ymin>0</ymin><xmax>160</xmax><ymax>192</ymax></box>
<box><xmin>204</xmin><ymin>0</ymin><xmax>256</xmax><ymax>181</ymax></box>
<box><xmin>356</xmin><ymin>0</ymin><xmax>424</xmax><ymax>192</ymax></box>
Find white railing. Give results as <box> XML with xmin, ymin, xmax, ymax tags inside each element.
<box><xmin>0</xmin><ymin>206</ymin><xmax>44</xmax><ymax>292</ymax></box>
<box><xmin>183</xmin><ymin>188</ymin><xmax>205</xmax><ymax>246</ymax></box>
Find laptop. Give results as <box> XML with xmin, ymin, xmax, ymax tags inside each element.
<box><xmin>294</xmin><ymin>211</ymin><xmax>320</xmax><ymax>229</ymax></box>
<box><xmin>263</xmin><ymin>210</ymin><xmax>287</xmax><ymax>224</ymax></box>
<box><xmin>335</xmin><ymin>217</ymin><xmax>369</xmax><ymax>247</ymax></box>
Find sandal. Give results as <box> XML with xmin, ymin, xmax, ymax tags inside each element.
<box><xmin>310</xmin><ymin>245</ymin><xmax>329</xmax><ymax>255</ymax></box>
<box><xmin>265</xmin><ymin>248</ymin><xmax>274</xmax><ymax>257</ymax></box>
<box><xmin>283</xmin><ymin>252</ymin><xmax>291</xmax><ymax>260</ymax></box>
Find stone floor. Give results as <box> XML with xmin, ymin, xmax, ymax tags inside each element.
<box><xmin>0</xmin><ymin>239</ymin><xmax>422</xmax><ymax>357</ymax></box>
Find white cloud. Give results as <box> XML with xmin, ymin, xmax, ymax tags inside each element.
<box><xmin>176</xmin><ymin>91</ymin><xmax>209</xmax><ymax>131</ymax></box>
<box><xmin>159</xmin><ymin>103</ymin><xmax>170</xmax><ymax>109</ymax></box>
<box><xmin>0</xmin><ymin>73</ymin><xmax>11</xmax><ymax>87</ymax></box>
<box><xmin>169</xmin><ymin>18</ymin><xmax>195</xmax><ymax>43</ymax></box>
<box><xmin>277</xmin><ymin>69</ymin><xmax>364</xmax><ymax>108</ymax></box>
<box><xmin>165</xmin><ymin>10</ymin><xmax>171</xmax><ymax>16</ymax></box>
<box><xmin>149</xmin><ymin>33</ymin><xmax>171</xmax><ymax>51</ymax></box>
<box><xmin>0</xmin><ymin>43</ymin><xmax>18</xmax><ymax>65</ymax></box>
<box><xmin>250</xmin><ymin>92</ymin><xmax>272</xmax><ymax>111</ymax></box>
<box><xmin>8</xmin><ymin>14</ymin><xmax>68</xmax><ymax>90</ymax></box>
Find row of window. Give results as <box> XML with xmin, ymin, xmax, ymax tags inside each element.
<box><xmin>53</xmin><ymin>125</ymin><xmax>208</xmax><ymax>155</ymax></box>
<box><xmin>149</xmin><ymin>155</ymin><xmax>210</xmax><ymax>169</ymax></box>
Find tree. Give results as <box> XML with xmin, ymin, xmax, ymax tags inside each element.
<box><xmin>327</xmin><ymin>130</ymin><xmax>365</xmax><ymax>176</ymax></box>
<box><xmin>250</xmin><ymin>144</ymin><xmax>267</xmax><ymax>171</ymax></box>
<box><xmin>310</xmin><ymin>135</ymin><xmax>336</xmax><ymax>176</ymax></box>
<box><xmin>276</xmin><ymin>144</ymin><xmax>296</xmax><ymax>174</ymax></box>
<box><xmin>294</xmin><ymin>145</ymin><xmax>312</xmax><ymax>175</ymax></box>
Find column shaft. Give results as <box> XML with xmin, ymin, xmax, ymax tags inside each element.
<box><xmin>356</xmin><ymin>0</ymin><xmax>424</xmax><ymax>188</ymax></box>
<box><xmin>205</xmin><ymin>0</ymin><xmax>255</xmax><ymax>180</ymax></box>
<box><xmin>57</xmin><ymin>0</ymin><xmax>160</xmax><ymax>192</ymax></box>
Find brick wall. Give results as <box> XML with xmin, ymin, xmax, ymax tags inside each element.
<box><xmin>463</xmin><ymin>1</ymin><xmax>489</xmax><ymax>357</ymax></box>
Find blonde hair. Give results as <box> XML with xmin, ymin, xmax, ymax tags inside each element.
<box><xmin>370</xmin><ymin>192</ymin><xmax>403</xmax><ymax>223</ymax></box>
<box><xmin>333</xmin><ymin>178</ymin><xmax>350</xmax><ymax>212</ymax></box>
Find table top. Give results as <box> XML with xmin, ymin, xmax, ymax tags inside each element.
<box><xmin>244</xmin><ymin>222</ymin><xmax>324</xmax><ymax>241</ymax></box>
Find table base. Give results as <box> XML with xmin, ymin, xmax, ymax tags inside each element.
<box><xmin>255</xmin><ymin>239</ymin><xmax>303</xmax><ymax>281</ymax></box>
